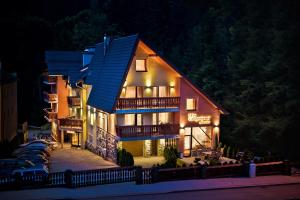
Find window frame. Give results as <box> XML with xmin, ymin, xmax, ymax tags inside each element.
<box><xmin>186</xmin><ymin>98</ymin><xmax>197</xmax><ymax>111</ymax></box>
<box><xmin>135</xmin><ymin>59</ymin><xmax>147</xmax><ymax>72</ymax></box>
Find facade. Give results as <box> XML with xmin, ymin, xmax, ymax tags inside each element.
<box><xmin>0</xmin><ymin>62</ymin><xmax>18</xmax><ymax>142</ymax></box>
<box><xmin>43</xmin><ymin>35</ymin><xmax>226</xmax><ymax>162</ymax></box>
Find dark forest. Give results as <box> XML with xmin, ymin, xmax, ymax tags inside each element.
<box><xmin>0</xmin><ymin>0</ymin><xmax>299</xmax><ymax>159</ymax></box>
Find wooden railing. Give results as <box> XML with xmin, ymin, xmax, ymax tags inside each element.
<box><xmin>43</xmin><ymin>108</ymin><xmax>57</xmax><ymax>121</ymax></box>
<box><xmin>116</xmin><ymin>97</ymin><xmax>180</xmax><ymax>110</ymax></box>
<box><xmin>59</xmin><ymin>118</ymin><xmax>83</xmax><ymax>132</ymax></box>
<box><xmin>43</xmin><ymin>91</ymin><xmax>58</xmax><ymax>102</ymax></box>
<box><xmin>116</xmin><ymin>124</ymin><xmax>179</xmax><ymax>138</ymax></box>
<box><xmin>67</xmin><ymin>96</ymin><xmax>81</xmax><ymax>107</ymax></box>
<box><xmin>43</xmin><ymin>76</ymin><xmax>57</xmax><ymax>84</ymax></box>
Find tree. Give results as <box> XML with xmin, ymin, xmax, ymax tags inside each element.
<box><xmin>54</xmin><ymin>10</ymin><xmax>121</xmax><ymax>50</ymax></box>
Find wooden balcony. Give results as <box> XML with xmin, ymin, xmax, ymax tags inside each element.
<box><xmin>116</xmin><ymin>97</ymin><xmax>180</xmax><ymax>110</ymax></box>
<box><xmin>43</xmin><ymin>76</ymin><xmax>57</xmax><ymax>84</ymax></box>
<box><xmin>43</xmin><ymin>91</ymin><xmax>58</xmax><ymax>103</ymax></box>
<box><xmin>59</xmin><ymin>117</ymin><xmax>83</xmax><ymax>132</ymax></box>
<box><xmin>67</xmin><ymin>96</ymin><xmax>81</xmax><ymax>107</ymax></box>
<box><xmin>116</xmin><ymin>124</ymin><xmax>179</xmax><ymax>139</ymax></box>
<box><xmin>43</xmin><ymin>108</ymin><xmax>57</xmax><ymax>122</ymax></box>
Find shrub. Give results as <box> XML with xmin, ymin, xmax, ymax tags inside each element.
<box><xmin>227</xmin><ymin>146</ymin><xmax>231</xmax><ymax>158</ymax></box>
<box><xmin>209</xmin><ymin>158</ymin><xmax>219</xmax><ymax>166</ymax></box>
<box><xmin>242</xmin><ymin>150</ymin><xmax>254</xmax><ymax>162</ymax></box>
<box><xmin>231</xmin><ymin>147</ymin><xmax>236</xmax><ymax>159</ymax></box>
<box><xmin>162</xmin><ymin>146</ymin><xmax>178</xmax><ymax>168</ymax></box>
<box><xmin>223</xmin><ymin>144</ymin><xmax>227</xmax><ymax>157</ymax></box>
<box><xmin>117</xmin><ymin>149</ymin><xmax>134</xmax><ymax>167</ymax></box>
<box><xmin>193</xmin><ymin>158</ymin><xmax>201</xmax><ymax>165</ymax></box>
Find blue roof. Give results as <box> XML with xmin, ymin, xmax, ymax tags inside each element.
<box><xmin>86</xmin><ymin>34</ymin><xmax>138</xmax><ymax>112</ymax></box>
<box><xmin>44</xmin><ymin>34</ymin><xmax>226</xmax><ymax>114</ymax></box>
<box><xmin>45</xmin><ymin>51</ymin><xmax>82</xmax><ymax>84</ymax></box>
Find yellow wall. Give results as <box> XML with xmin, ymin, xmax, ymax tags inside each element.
<box><xmin>57</xmin><ymin>76</ymin><xmax>69</xmax><ymax>119</ymax></box>
<box><xmin>122</xmin><ymin>140</ymin><xmax>143</xmax><ymax>156</ymax></box>
<box><xmin>124</xmin><ymin>41</ymin><xmax>181</xmax><ymax>96</ymax></box>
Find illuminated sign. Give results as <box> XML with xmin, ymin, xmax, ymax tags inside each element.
<box><xmin>188</xmin><ymin>113</ymin><xmax>211</xmax><ymax>125</ymax></box>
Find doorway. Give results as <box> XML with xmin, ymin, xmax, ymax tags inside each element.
<box><xmin>184</xmin><ymin>126</ymin><xmax>211</xmax><ymax>156</ymax></box>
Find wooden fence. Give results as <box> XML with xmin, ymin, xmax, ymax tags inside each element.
<box><xmin>0</xmin><ymin>161</ymin><xmax>290</xmax><ymax>190</ymax></box>
<box><xmin>256</xmin><ymin>161</ymin><xmax>288</xmax><ymax>176</ymax></box>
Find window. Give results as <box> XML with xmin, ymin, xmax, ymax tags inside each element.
<box><xmin>136</xmin><ymin>59</ymin><xmax>146</xmax><ymax>72</ymax></box>
<box><xmin>186</xmin><ymin>98</ymin><xmax>196</xmax><ymax>111</ymax></box>
<box><xmin>137</xmin><ymin>114</ymin><xmax>143</xmax><ymax>125</ymax></box>
<box><xmin>159</xmin><ymin>112</ymin><xmax>169</xmax><ymax>124</ymax></box>
<box><xmin>124</xmin><ymin>114</ymin><xmax>135</xmax><ymax>126</ymax></box>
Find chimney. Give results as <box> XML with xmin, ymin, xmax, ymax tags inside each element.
<box><xmin>103</xmin><ymin>34</ymin><xmax>110</xmax><ymax>56</ymax></box>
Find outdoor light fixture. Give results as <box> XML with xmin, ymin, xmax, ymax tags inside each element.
<box><xmin>146</xmin><ymin>79</ymin><xmax>151</xmax><ymax>88</ymax></box>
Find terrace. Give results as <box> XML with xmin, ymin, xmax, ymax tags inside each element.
<box><xmin>67</xmin><ymin>96</ymin><xmax>81</xmax><ymax>107</ymax></box>
<box><xmin>43</xmin><ymin>91</ymin><xmax>58</xmax><ymax>103</ymax></box>
<box><xmin>116</xmin><ymin>124</ymin><xmax>179</xmax><ymax>139</ymax></box>
<box><xmin>116</xmin><ymin>97</ymin><xmax>180</xmax><ymax>111</ymax></box>
<box><xmin>59</xmin><ymin>117</ymin><xmax>83</xmax><ymax>132</ymax></box>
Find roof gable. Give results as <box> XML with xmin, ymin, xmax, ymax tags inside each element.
<box><xmin>86</xmin><ymin>34</ymin><xmax>139</xmax><ymax>112</ymax></box>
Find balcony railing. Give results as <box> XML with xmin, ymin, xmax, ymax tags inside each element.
<box><xmin>59</xmin><ymin>117</ymin><xmax>83</xmax><ymax>132</ymax></box>
<box><xmin>43</xmin><ymin>76</ymin><xmax>57</xmax><ymax>84</ymax></box>
<box><xmin>67</xmin><ymin>96</ymin><xmax>81</xmax><ymax>107</ymax></box>
<box><xmin>116</xmin><ymin>124</ymin><xmax>179</xmax><ymax>138</ymax></box>
<box><xmin>43</xmin><ymin>91</ymin><xmax>58</xmax><ymax>103</ymax></box>
<box><xmin>43</xmin><ymin>108</ymin><xmax>57</xmax><ymax>122</ymax></box>
<box><xmin>116</xmin><ymin>97</ymin><xmax>180</xmax><ymax>110</ymax></box>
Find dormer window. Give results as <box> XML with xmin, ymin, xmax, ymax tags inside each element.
<box><xmin>136</xmin><ymin>59</ymin><xmax>147</xmax><ymax>72</ymax></box>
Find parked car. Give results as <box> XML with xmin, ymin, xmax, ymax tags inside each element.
<box><xmin>13</xmin><ymin>148</ymin><xmax>51</xmax><ymax>157</ymax></box>
<box><xmin>12</xmin><ymin>165</ymin><xmax>49</xmax><ymax>176</ymax></box>
<box><xmin>0</xmin><ymin>159</ymin><xmax>35</xmax><ymax>169</ymax></box>
<box><xmin>19</xmin><ymin>142</ymin><xmax>47</xmax><ymax>148</ymax></box>
<box><xmin>13</xmin><ymin>149</ymin><xmax>50</xmax><ymax>158</ymax></box>
<box><xmin>13</xmin><ymin>146</ymin><xmax>51</xmax><ymax>156</ymax></box>
<box><xmin>20</xmin><ymin>139</ymin><xmax>58</xmax><ymax>149</ymax></box>
<box><xmin>18</xmin><ymin>158</ymin><xmax>49</xmax><ymax>167</ymax></box>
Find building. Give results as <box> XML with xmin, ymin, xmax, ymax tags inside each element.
<box><xmin>43</xmin><ymin>34</ymin><xmax>227</xmax><ymax>162</ymax></box>
<box><xmin>0</xmin><ymin>62</ymin><xmax>18</xmax><ymax>142</ymax></box>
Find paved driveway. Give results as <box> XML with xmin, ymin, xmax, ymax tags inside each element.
<box><xmin>49</xmin><ymin>145</ymin><xmax>117</xmax><ymax>172</ymax></box>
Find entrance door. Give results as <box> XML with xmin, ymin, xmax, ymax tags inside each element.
<box><xmin>184</xmin><ymin>127</ymin><xmax>211</xmax><ymax>156</ymax></box>
<box><xmin>71</xmin><ymin>132</ymin><xmax>81</xmax><ymax>147</ymax></box>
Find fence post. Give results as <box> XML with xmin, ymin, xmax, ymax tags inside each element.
<box><xmin>65</xmin><ymin>169</ymin><xmax>73</xmax><ymax>188</ymax></box>
<box><xmin>14</xmin><ymin>173</ymin><xmax>22</xmax><ymax>190</ymax></box>
<box><xmin>135</xmin><ymin>166</ymin><xmax>143</xmax><ymax>185</ymax></box>
<box><xmin>283</xmin><ymin>160</ymin><xmax>291</xmax><ymax>175</ymax></box>
<box><xmin>242</xmin><ymin>161</ymin><xmax>250</xmax><ymax>177</ymax></box>
<box><xmin>249</xmin><ymin>160</ymin><xmax>256</xmax><ymax>178</ymax></box>
<box><xmin>151</xmin><ymin>166</ymin><xmax>159</xmax><ymax>183</ymax></box>
<box><xmin>200</xmin><ymin>165</ymin><xmax>207</xmax><ymax>179</ymax></box>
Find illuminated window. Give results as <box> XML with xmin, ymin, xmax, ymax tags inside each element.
<box><xmin>159</xmin><ymin>112</ymin><xmax>169</xmax><ymax>124</ymax></box>
<box><xmin>186</xmin><ymin>98</ymin><xmax>196</xmax><ymax>111</ymax></box>
<box><xmin>136</xmin><ymin>59</ymin><xmax>146</xmax><ymax>72</ymax></box>
<box><xmin>124</xmin><ymin>114</ymin><xmax>135</xmax><ymax>125</ymax></box>
<box><xmin>137</xmin><ymin>114</ymin><xmax>142</xmax><ymax>125</ymax></box>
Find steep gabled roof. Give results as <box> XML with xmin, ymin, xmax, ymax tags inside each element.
<box><xmin>44</xmin><ymin>35</ymin><xmax>227</xmax><ymax>114</ymax></box>
<box><xmin>86</xmin><ymin>34</ymin><xmax>139</xmax><ymax>112</ymax></box>
<box><xmin>45</xmin><ymin>51</ymin><xmax>82</xmax><ymax>84</ymax></box>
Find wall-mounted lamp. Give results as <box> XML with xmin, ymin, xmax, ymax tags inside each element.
<box><xmin>146</xmin><ymin>79</ymin><xmax>151</xmax><ymax>88</ymax></box>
